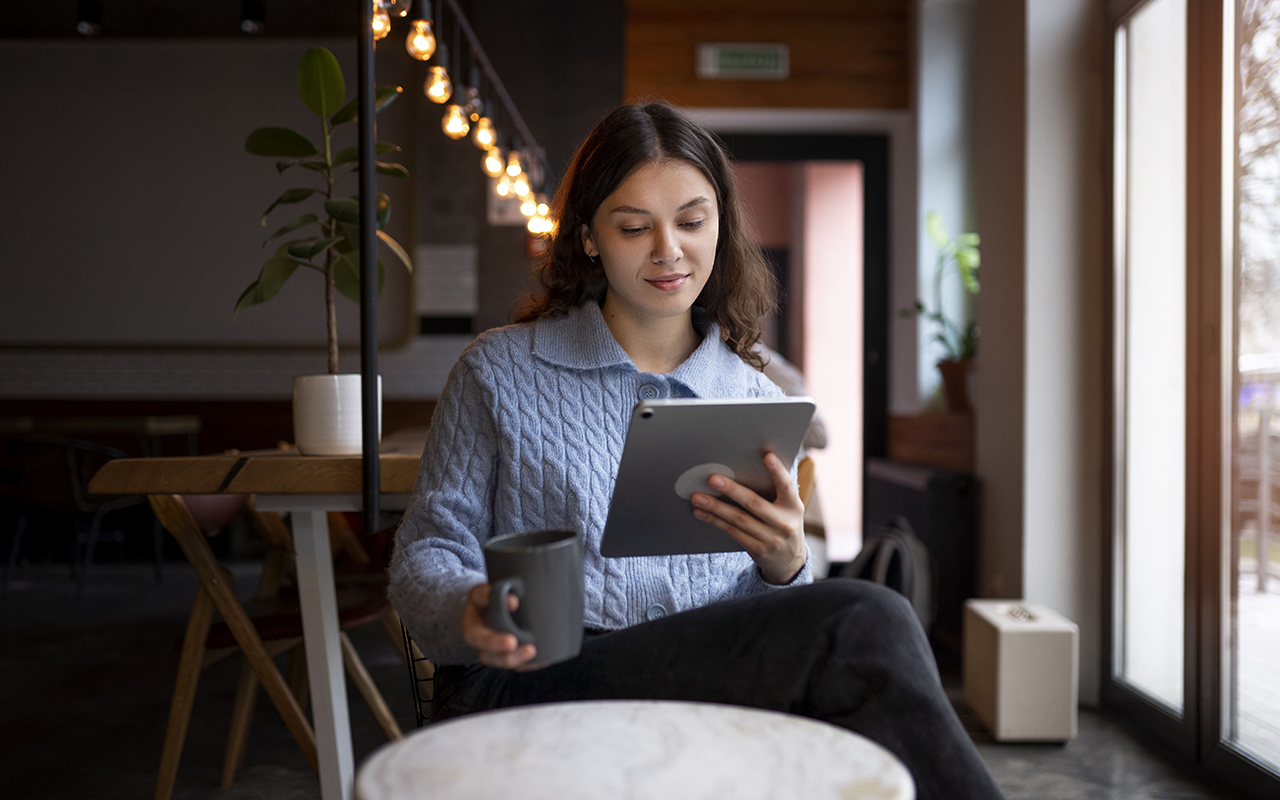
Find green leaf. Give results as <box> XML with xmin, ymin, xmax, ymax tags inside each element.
<box><xmin>375</xmin><ymin>161</ymin><xmax>409</xmax><ymax>179</ymax></box>
<box><xmin>260</xmin><ymin>188</ymin><xmax>318</xmax><ymax>225</ymax></box>
<box><xmin>376</xmin><ymin>229</ymin><xmax>413</xmax><ymax>273</ymax></box>
<box><xmin>925</xmin><ymin>211</ymin><xmax>947</xmax><ymax>248</ymax></box>
<box><xmin>376</xmin><ymin>192</ymin><xmax>390</xmax><ymax>229</ymax></box>
<box><xmin>956</xmin><ymin>232</ymin><xmax>980</xmax><ymax>247</ymax></box>
<box><xmin>333</xmin><ymin>251</ymin><xmax>385</xmax><ymax>303</ymax></box>
<box><xmin>287</xmin><ymin>236</ymin><xmax>343</xmax><ymax>260</ymax></box>
<box><xmin>324</xmin><ymin>198</ymin><xmax>360</xmax><ymax>224</ymax></box>
<box><xmin>234</xmin><ymin>255</ymin><xmax>301</xmax><ymax>314</ymax></box>
<box><xmin>262</xmin><ymin>213</ymin><xmax>320</xmax><ymax>245</ymax></box>
<box><xmin>296</xmin><ymin>47</ymin><xmax>345</xmax><ymax>118</ymax></box>
<box><xmin>332</xmin><ymin>142</ymin><xmax>400</xmax><ymax>166</ymax></box>
<box><xmin>329</xmin><ymin>85</ymin><xmax>403</xmax><ymax>126</ymax></box>
<box><xmin>245</xmin><ymin>127</ymin><xmax>318</xmax><ymax>157</ymax></box>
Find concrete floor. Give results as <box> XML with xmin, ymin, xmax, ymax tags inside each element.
<box><xmin>0</xmin><ymin>562</ymin><xmax>1247</xmax><ymax>799</ymax></box>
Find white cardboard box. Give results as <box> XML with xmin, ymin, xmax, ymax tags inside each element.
<box><xmin>963</xmin><ymin>600</ymin><xmax>1079</xmax><ymax>741</ymax></box>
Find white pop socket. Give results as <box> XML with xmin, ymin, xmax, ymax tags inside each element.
<box><xmin>674</xmin><ymin>463</ymin><xmax>736</xmax><ymax>500</ymax></box>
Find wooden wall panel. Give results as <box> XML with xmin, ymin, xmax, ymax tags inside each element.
<box><xmin>625</xmin><ymin>0</ymin><xmax>911</xmax><ymax>109</ymax></box>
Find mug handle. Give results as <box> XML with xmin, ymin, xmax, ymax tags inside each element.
<box><xmin>487</xmin><ymin>577</ymin><xmax>535</xmax><ymax>645</ymax></box>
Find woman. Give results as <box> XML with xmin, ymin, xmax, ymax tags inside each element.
<box><xmin>390</xmin><ymin>103</ymin><xmax>1002</xmax><ymax>800</ymax></box>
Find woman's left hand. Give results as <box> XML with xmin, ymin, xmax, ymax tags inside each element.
<box><xmin>690</xmin><ymin>451</ymin><xmax>807</xmax><ymax>585</ymax></box>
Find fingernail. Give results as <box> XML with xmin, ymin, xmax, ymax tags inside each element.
<box><xmin>709</xmin><ymin>476</ymin><xmax>724</xmax><ymax>488</ymax></box>
<box><xmin>692</xmin><ymin>494</ymin><xmax>708</xmax><ymax>507</ymax></box>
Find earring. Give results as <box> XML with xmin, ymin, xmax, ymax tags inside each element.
<box><xmin>587</xmin><ymin>253</ymin><xmax>599</xmax><ymax>264</ymax></box>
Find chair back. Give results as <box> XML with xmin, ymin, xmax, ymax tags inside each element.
<box><xmin>9</xmin><ymin>434</ymin><xmax>128</xmax><ymax>514</ymax></box>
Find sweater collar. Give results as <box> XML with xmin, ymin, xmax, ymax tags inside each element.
<box><xmin>532</xmin><ymin>302</ymin><xmax>749</xmax><ymax>398</ymax></box>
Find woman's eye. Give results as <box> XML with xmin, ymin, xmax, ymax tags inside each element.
<box><xmin>680</xmin><ymin>219</ymin><xmax>707</xmax><ymax>230</ymax></box>
<box><xmin>620</xmin><ymin>226</ymin><xmax>647</xmax><ymax>236</ymax></box>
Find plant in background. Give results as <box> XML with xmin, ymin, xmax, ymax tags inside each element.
<box><xmin>235</xmin><ymin>46</ymin><xmax>412</xmax><ymax>374</ymax></box>
<box><xmin>909</xmin><ymin>211</ymin><xmax>980</xmax><ymax>362</ymax></box>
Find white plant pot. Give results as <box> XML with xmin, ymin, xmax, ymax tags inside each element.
<box><xmin>292</xmin><ymin>374</ymin><xmax>382</xmax><ymax>456</ymax></box>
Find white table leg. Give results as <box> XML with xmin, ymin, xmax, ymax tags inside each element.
<box><xmin>291</xmin><ymin>508</ymin><xmax>355</xmax><ymax>800</ymax></box>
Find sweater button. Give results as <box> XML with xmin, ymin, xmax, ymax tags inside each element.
<box><xmin>638</xmin><ymin>383</ymin><xmax>661</xmax><ymax>400</ymax></box>
<box><xmin>646</xmin><ymin>603</ymin><xmax>668</xmax><ymax>621</ymax></box>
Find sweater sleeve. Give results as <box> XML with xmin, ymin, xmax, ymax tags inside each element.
<box><xmin>388</xmin><ymin>357</ymin><xmax>496</xmax><ymax>665</ymax></box>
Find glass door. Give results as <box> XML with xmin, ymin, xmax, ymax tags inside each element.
<box><xmin>1224</xmin><ymin>0</ymin><xmax>1280</xmax><ymax>779</ymax></box>
<box><xmin>1108</xmin><ymin>0</ymin><xmax>1194</xmax><ymax>751</ymax></box>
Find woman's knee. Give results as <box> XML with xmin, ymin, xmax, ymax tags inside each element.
<box><xmin>804</xmin><ymin>578</ymin><xmax>920</xmax><ymax>625</ymax></box>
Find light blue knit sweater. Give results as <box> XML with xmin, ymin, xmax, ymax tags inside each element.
<box><xmin>389</xmin><ymin>301</ymin><xmax>813</xmax><ymax>665</ymax></box>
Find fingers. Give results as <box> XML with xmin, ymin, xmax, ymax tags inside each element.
<box><xmin>762</xmin><ymin>452</ymin><xmax>802</xmax><ymax>507</ymax></box>
<box><xmin>462</xmin><ymin>583</ymin><xmax>538</xmax><ymax>669</ymax></box>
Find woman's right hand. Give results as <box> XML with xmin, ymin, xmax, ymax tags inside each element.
<box><xmin>461</xmin><ymin>582</ymin><xmax>540</xmax><ymax>670</ymax></box>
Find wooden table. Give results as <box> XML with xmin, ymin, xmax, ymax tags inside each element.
<box><xmin>355</xmin><ymin>700</ymin><xmax>915</xmax><ymax>800</ymax></box>
<box><xmin>89</xmin><ymin>446</ymin><xmax>423</xmax><ymax>800</ymax></box>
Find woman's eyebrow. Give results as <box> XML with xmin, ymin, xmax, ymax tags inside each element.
<box><xmin>608</xmin><ymin>196</ymin><xmax>711</xmax><ymax>215</ymax></box>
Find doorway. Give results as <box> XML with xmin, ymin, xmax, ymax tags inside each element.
<box><xmin>720</xmin><ymin>133</ymin><xmax>890</xmax><ymax>561</ymax></box>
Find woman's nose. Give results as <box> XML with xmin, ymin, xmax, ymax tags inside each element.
<box><xmin>651</xmin><ymin>225</ymin><xmax>682</xmax><ymax>265</ymax></box>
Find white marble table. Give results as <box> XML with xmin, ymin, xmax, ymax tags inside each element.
<box><xmin>355</xmin><ymin>700</ymin><xmax>915</xmax><ymax>800</ymax></box>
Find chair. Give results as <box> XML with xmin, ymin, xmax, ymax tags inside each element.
<box><xmin>149</xmin><ymin>494</ymin><xmax>403</xmax><ymax>800</ymax></box>
<box><xmin>4</xmin><ymin>434</ymin><xmax>156</xmax><ymax>598</ymax></box>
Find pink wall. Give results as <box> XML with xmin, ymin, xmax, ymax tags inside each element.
<box><xmin>734</xmin><ymin>162</ymin><xmax>794</xmax><ymax>249</ymax></box>
<box><xmin>801</xmin><ymin>163</ymin><xmax>865</xmax><ymax>560</ymax></box>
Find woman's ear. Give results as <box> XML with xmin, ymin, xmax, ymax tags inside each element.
<box><xmin>580</xmin><ymin>223</ymin><xmax>598</xmax><ymax>259</ymax></box>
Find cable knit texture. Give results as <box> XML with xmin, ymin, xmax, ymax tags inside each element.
<box><xmin>390</xmin><ymin>301</ymin><xmax>813</xmax><ymax>664</ymax></box>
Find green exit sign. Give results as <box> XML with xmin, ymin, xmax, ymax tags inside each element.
<box><xmin>696</xmin><ymin>43</ymin><xmax>790</xmax><ymax>80</ymax></box>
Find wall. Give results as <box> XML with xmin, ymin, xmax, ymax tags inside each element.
<box><xmin>0</xmin><ymin>0</ymin><xmax>627</xmax><ymax>400</ymax></box>
<box><xmin>973</xmin><ymin>0</ymin><xmax>1105</xmax><ymax>704</ymax></box>
<box><xmin>625</xmin><ymin>0</ymin><xmax>910</xmax><ymax>109</ymax></box>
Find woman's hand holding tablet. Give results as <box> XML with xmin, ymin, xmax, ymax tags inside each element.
<box><xmin>690</xmin><ymin>451</ymin><xmax>807</xmax><ymax>585</ymax></box>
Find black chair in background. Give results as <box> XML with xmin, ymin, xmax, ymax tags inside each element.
<box><xmin>3</xmin><ymin>434</ymin><xmax>156</xmax><ymax>598</ymax></box>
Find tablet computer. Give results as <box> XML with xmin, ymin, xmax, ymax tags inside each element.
<box><xmin>600</xmin><ymin>397</ymin><xmax>816</xmax><ymax>558</ymax></box>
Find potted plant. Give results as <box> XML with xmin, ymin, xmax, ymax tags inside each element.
<box><xmin>909</xmin><ymin>212</ymin><xmax>980</xmax><ymax>412</ymax></box>
<box><xmin>235</xmin><ymin>47</ymin><xmax>412</xmax><ymax>455</ymax></box>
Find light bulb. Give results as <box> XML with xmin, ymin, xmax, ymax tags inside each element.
<box><xmin>382</xmin><ymin>0</ymin><xmax>412</xmax><ymax>18</ymax></box>
<box><xmin>442</xmin><ymin>105</ymin><xmax>470</xmax><ymax>139</ymax></box>
<box><xmin>527</xmin><ymin>214</ymin><xmax>553</xmax><ymax>234</ymax></box>
<box><xmin>495</xmin><ymin>174</ymin><xmax>513</xmax><ymax>197</ymax></box>
<box><xmin>505</xmin><ymin>150</ymin><xmax>523</xmax><ymax>177</ymax></box>
<box><xmin>513</xmin><ymin>175</ymin><xmax>530</xmax><ymax>197</ymax></box>
<box><xmin>472</xmin><ymin>117</ymin><xmax>495</xmax><ymax>150</ymax></box>
<box><xmin>520</xmin><ymin>196</ymin><xmax>538</xmax><ymax>217</ymax></box>
<box><xmin>405</xmin><ymin>19</ymin><xmax>435</xmax><ymax>60</ymax></box>
<box><xmin>482</xmin><ymin>147</ymin><xmax>505</xmax><ymax>177</ymax></box>
<box><xmin>424</xmin><ymin>66</ymin><xmax>451</xmax><ymax>103</ymax></box>
<box><xmin>372</xmin><ymin>6</ymin><xmax>391</xmax><ymax>39</ymax></box>
<box><xmin>535</xmin><ymin>195</ymin><xmax>550</xmax><ymax>217</ymax></box>
<box><xmin>464</xmin><ymin>87</ymin><xmax>482</xmax><ymax>121</ymax></box>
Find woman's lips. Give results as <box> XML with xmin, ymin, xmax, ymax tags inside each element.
<box><xmin>645</xmin><ymin>274</ymin><xmax>688</xmax><ymax>291</ymax></box>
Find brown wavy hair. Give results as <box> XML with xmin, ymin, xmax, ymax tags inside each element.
<box><xmin>513</xmin><ymin>102</ymin><xmax>776</xmax><ymax>370</ymax></box>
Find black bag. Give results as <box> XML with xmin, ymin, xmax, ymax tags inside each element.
<box><xmin>840</xmin><ymin>515</ymin><xmax>935</xmax><ymax>630</ymax></box>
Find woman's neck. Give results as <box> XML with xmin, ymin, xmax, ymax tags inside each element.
<box><xmin>600</xmin><ymin>295</ymin><xmax>700</xmax><ymax>374</ymax></box>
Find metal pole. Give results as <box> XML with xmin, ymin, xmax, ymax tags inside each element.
<box><xmin>357</xmin><ymin>0</ymin><xmax>380</xmax><ymax>537</ymax></box>
<box><xmin>1261</xmin><ymin>409</ymin><xmax>1271</xmax><ymax>593</ymax></box>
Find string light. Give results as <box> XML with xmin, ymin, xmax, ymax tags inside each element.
<box><xmin>472</xmin><ymin>117</ymin><xmax>496</xmax><ymax>149</ymax></box>
<box><xmin>442</xmin><ymin>104</ymin><xmax>470</xmax><ymax>139</ymax></box>
<box><xmin>424</xmin><ymin>66</ymin><xmax>451</xmax><ymax>103</ymax></box>
<box><xmin>520</xmin><ymin>196</ymin><xmax>538</xmax><ymax>217</ymax></box>
<box><xmin>535</xmin><ymin>195</ymin><xmax>550</xmax><ymax>217</ymax></box>
<box><xmin>505</xmin><ymin>150</ymin><xmax>523</xmax><ymax>178</ymax></box>
<box><xmin>495</xmin><ymin>174</ymin><xmax>513</xmax><ymax>197</ymax></box>
<box><xmin>527</xmin><ymin>214</ymin><xmax>553</xmax><ymax>234</ymax></box>
<box><xmin>482</xmin><ymin>147</ymin><xmax>505</xmax><ymax>177</ymax></box>
<box><xmin>464</xmin><ymin>86</ymin><xmax>482</xmax><ymax>122</ymax></box>
<box><xmin>406</xmin><ymin>19</ymin><xmax>436</xmax><ymax>60</ymax></box>
<box><xmin>382</xmin><ymin>0</ymin><xmax>413</xmax><ymax>18</ymax></box>
<box><xmin>372</xmin><ymin>5</ymin><xmax>391</xmax><ymax>39</ymax></box>
<box><xmin>513</xmin><ymin>175</ymin><xmax>530</xmax><ymax>197</ymax></box>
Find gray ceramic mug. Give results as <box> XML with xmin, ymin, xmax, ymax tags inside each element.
<box><xmin>483</xmin><ymin>529</ymin><xmax>585</xmax><ymax>666</ymax></box>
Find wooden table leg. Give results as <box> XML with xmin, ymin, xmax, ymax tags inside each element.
<box><xmin>291</xmin><ymin>507</ymin><xmax>355</xmax><ymax>800</ymax></box>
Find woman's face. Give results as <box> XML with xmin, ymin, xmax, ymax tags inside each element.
<box><xmin>582</xmin><ymin>159</ymin><xmax>720</xmax><ymax>326</ymax></box>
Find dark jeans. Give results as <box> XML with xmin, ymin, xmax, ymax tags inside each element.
<box><xmin>432</xmin><ymin>579</ymin><xmax>1003</xmax><ymax>800</ymax></box>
